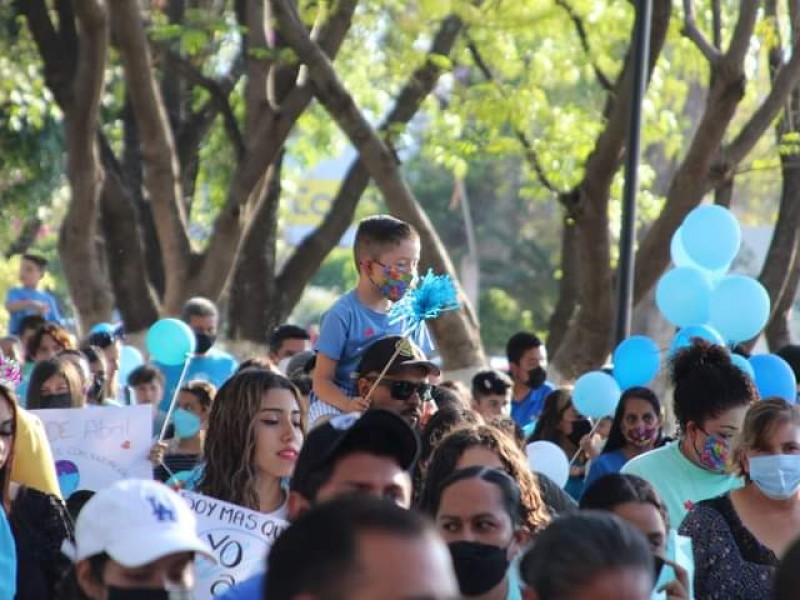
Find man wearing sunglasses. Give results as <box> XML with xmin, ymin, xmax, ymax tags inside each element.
<box><xmin>354</xmin><ymin>335</ymin><xmax>440</xmax><ymax>429</ymax></box>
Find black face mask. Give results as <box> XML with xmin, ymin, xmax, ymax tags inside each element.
<box><xmin>108</xmin><ymin>588</ymin><xmax>192</xmax><ymax>600</ymax></box>
<box><xmin>194</xmin><ymin>332</ymin><xmax>216</xmax><ymax>354</ymax></box>
<box><xmin>567</xmin><ymin>418</ymin><xmax>593</xmax><ymax>447</ymax></box>
<box><xmin>526</xmin><ymin>366</ymin><xmax>547</xmax><ymax>389</ymax></box>
<box><xmin>41</xmin><ymin>393</ymin><xmax>72</xmax><ymax>409</ymax></box>
<box><xmin>89</xmin><ymin>376</ymin><xmax>106</xmax><ymax>402</ymax></box>
<box><xmin>448</xmin><ymin>540</ymin><xmax>510</xmax><ymax>596</ymax></box>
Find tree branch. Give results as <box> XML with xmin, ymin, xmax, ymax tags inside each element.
<box><xmin>554</xmin><ymin>0</ymin><xmax>613</xmax><ymax>91</ymax></box>
<box><xmin>109</xmin><ymin>0</ymin><xmax>191</xmax><ymax>313</ymax></box>
<box><xmin>465</xmin><ymin>38</ymin><xmax>564</xmax><ymax>195</ymax></box>
<box><xmin>271</xmin><ymin>0</ymin><xmax>484</xmax><ymax>370</ymax></box>
<box><xmin>682</xmin><ymin>0</ymin><xmax>721</xmax><ymax>63</ymax></box>
<box><xmin>154</xmin><ymin>45</ymin><xmax>246</xmax><ymax>160</ymax></box>
<box><xmin>192</xmin><ymin>0</ymin><xmax>359</xmax><ymax>298</ymax></box>
<box><xmin>276</xmin><ymin>13</ymin><xmax>467</xmax><ymax>309</ymax></box>
<box><xmin>722</xmin><ymin>1</ymin><xmax>759</xmax><ymax>68</ymax></box>
<box><xmin>60</xmin><ymin>0</ymin><xmax>112</xmax><ymax>333</ymax></box>
<box><xmin>710</xmin><ymin>13</ymin><xmax>800</xmax><ymax>186</ymax></box>
<box><xmin>17</xmin><ymin>0</ymin><xmax>76</xmax><ymax>108</ymax></box>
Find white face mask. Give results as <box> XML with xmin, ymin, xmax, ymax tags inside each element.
<box><xmin>748</xmin><ymin>454</ymin><xmax>800</xmax><ymax>500</ymax></box>
<box><xmin>277</xmin><ymin>357</ymin><xmax>292</xmax><ymax>375</ymax></box>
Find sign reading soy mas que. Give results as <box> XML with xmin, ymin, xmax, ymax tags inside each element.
<box><xmin>180</xmin><ymin>490</ymin><xmax>289</xmax><ymax>599</ymax></box>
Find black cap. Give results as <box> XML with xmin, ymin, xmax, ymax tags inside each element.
<box><xmin>290</xmin><ymin>409</ymin><xmax>420</xmax><ymax>500</ymax></box>
<box><xmin>471</xmin><ymin>369</ymin><xmax>512</xmax><ymax>396</ymax></box>
<box><xmin>286</xmin><ymin>350</ymin><xmax>316</xmax><ymax>379</ymax></box>
<box><xmin>355</xmin><ymin>335</ymin><xmax>440</xmax><ymax>380</ymax></box>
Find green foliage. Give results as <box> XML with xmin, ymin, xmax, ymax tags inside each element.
<box><xmin>0</xmin><ymin>10</ymin><xmax>63</xmax><ymax>217</ymax></box>
<box><xmin>479</xmin><ymin>288</ymin><xmax>535</xmax><ymax>355</ymax></box>
<box><xmin>310</xmin><ymin>248</ymin><xmax>358</xmax><ymax>292</ymax></box>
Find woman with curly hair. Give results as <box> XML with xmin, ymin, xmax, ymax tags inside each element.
<box><xmin>419</xmin><ymin>424</ymin><xmax>551</xmax><ymax>532</ymax></box>
<box><xmin>196</xmin><ymin>370</ymin><xmax>307</xmax><ymax>517</ymax></box>
<box><xmin>622</xmin><ymin>339</ymin><xmax>756</xmax><ymax>527</ymax></box>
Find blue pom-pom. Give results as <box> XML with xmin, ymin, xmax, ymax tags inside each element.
<box><xmin>390</xmin><ymin>269</ymin><xmax>461</xmax><ymax>335</ymax></box>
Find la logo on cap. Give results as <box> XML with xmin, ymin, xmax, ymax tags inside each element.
<box><xmin>147</xmin><ymin>496</ymin><xmax>177</xmax><ymax>523</ymax></box>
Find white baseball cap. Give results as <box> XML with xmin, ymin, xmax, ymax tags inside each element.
<box><xmin>69</xmin><ymin>479</ymin><xmax>213</xmax><ymax>567</ymax></box>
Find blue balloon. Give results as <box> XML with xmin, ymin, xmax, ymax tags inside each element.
<box><xmin>681</xmin><ymin>205</ymin><xmax>741</xmax><ymax>270</ymax></box>
<box><xmin>709</xmin><ymin>275</ymin><xmax>770</xmax><ymax>343</ymax></box>
<box><xmin>669</xmin><ymin>324</ymin><xmax>725</xmax><ymax>355</ymax></box>
<box><xmin>573</xmin><ymin>371</ymin><xmax>621</xmax><ymax>420</ymax></box>
<box><xmin>146</xmin><ymin>319</ymin><xmax>196</xmax><ymax>366</ymax></box>
<box><xmin>656</xmin><ymin>267</ymin><xmax>712</xmax><ymax>327</ymax></box>
<box><xmin>730</xmin><ymin>353</ymin><xmax>755</xmax><ymax>381</ymax></box>
<box><xmin>119</xmin><ymin>345</ymin><xmax>144</xmax><ymax>385</ymax></box>
<box><xmin>613</xmin><ymin>336</ymin><xmax>661</xmax><ymax>390</ymax></box>
<box><xmin>671</xmin><ymin>228</ymin><xmax>729</xmax><ymax>282</ymax></box>
<box><xmin>750</xmin><ymin>354</ymin><xmax>797</xmax><ymax>403</ymax></box>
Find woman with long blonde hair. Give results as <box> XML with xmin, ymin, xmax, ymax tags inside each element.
<box><xmin>197</xmin><ymin>369</ymin><xmax>306</xmax><ymax>516</ymax></box>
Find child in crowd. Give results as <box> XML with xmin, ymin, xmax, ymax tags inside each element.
<box><xmin>149</xmin><ymin>380</ymin><xmax>215</xmax><ymax>483</ymax></box>
<box><xmin>4</xmin><ymin>254</ymin><xmax>62</xmax><ymax>336</ymax></box>
<box><xmin>471</xmin><ymin>369</ymin><xmax>513</xmax><ymax>421</ymax></box>
<box><xmin>310</xmin><ymin>215</ymin><xmax>432</xmax><ymax>423</ymax></box>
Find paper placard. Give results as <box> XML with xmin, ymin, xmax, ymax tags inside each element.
<box><xmin>31</xmin><ymin>405</ymin><xmax>152</xmax><ymax>497</ymax></box>
<box><xmin>180</xmin><ymin>490</ymin><xmax>289</xmax><ymax>599</ymax></box>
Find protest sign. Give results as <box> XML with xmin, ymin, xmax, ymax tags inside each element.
<box><xmin>180</xmin><ymin>490</ymin><xmax>289</xmax><ymax>599</ymax></box>
<box><xmin>31</xmin><ymin>405</ymin><xmax>152</xmax><ymax>497</ymax></box>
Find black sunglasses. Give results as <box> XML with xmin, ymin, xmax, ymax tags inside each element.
<box><xmin>373</xmin><ymin>379</ymin><xmax>432</xmax><ymax>402</ymax></box>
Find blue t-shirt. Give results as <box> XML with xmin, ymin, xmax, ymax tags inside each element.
<box><xmin>0</xmin><ymin>509</ymin><xmax>16</xmax><ymax>600</ymax></box>
<box><xmin>315</xmin><ymin>290</ymin><xmax>433</xmax><ymax>396</ymax></box>
<box><xmin>6</xmin><ymin>287</ymin><xmax>62</xmax><ymax>335</ymax></box>
<box><xmin>584</xmin><ymin>448</ymin><xmax>629</xmax><ymax>491</ymax></box>
<box><xmin>216</xmin><ymin>572</ymin><xmax>264</xmax><ymax>600</ymax></box>
<box><xmin>155</xmin><ymin>348</ymin><xmax>238</xmax><ymax>413</ymax></box>
<box><xmin>510</xmin><ymin>382</ymin><xmax>554</xmax><ymax>427</ymax></box>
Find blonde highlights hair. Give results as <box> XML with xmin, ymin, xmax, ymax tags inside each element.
<box><xmin>733</xmin><ymin>397</ymin><xmax>800</xmax><ymax>477</ymax></box>
<box><xmin>199</xmin><ymin>370</ymin><xmax>307</xmax><ymax>510</ymax></box>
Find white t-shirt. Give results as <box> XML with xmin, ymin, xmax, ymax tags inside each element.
<box><xmin>621</xmin><ymin>441</ymin><xmax>743</xmax><ymax>528</ymax></box>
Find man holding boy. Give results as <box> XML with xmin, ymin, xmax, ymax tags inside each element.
<box><xmin>311</xmin><ymin>215</ymin><xmax>432</xmax><ymax>425</ymax></box>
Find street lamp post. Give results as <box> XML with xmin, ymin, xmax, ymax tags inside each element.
<box><xmin>615</xmin><ymin>0</ymin><xmax>653</xmax><ymax>346</ymax></box>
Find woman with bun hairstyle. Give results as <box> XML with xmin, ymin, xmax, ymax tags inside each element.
<box><xmin>622</xmin><ymin>339</ymin><xmax>756</xmax><ymax>527</ymax></box>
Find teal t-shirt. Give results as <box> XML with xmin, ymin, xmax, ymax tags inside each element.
<box><xmin>621</xmin><ymin>441</ymin><xmax>742</xmax><ymax>528</ymax></box>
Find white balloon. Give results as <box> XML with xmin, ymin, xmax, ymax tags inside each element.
<box><xmin>526</xmin><ymin>441</ymin><xmax>570</xmax><ymax>488</ymax></box>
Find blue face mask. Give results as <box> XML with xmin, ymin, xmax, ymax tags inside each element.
<box><xmin>172</xmin><ymin>408</ymin><xmax>202</xmax><ymax>439</ymax></box>
<box><xmin>748</xmin><ymin>454</ymin><xmax>800</xmax><ymax>500</ymax></box>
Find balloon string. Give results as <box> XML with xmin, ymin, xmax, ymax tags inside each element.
<box><xmin>158</xmin><ymin>356</ymin><xmax>193</xmax><ymax>442</ymax></box>
<box><xmin>569</xmin><ymin>419</ymin><xmax>602</xmax><ymax>466</ymax></box>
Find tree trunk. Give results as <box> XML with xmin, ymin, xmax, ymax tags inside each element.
<box><xmin>60</xmin><ymin>0</ymin><xmax>114</xmax><ymax>335</ymax></box>
<box><xmin>754</xmin><ymin>145</ymin><xmax>800</xmax><ymax>352</ymax></box>
<box><xmin>99</xmin><ymin>138</ymin><xmax>162</xmax><ymax>333</ymax></box>
<box><xmin>546</xmin><ymin>212</ymin><xmax>580</xmax><ymax>358</ymax></box>
<box><xmin>549</xmin><ymin>0</ymin><xmax>672</xmax><ymax>379</ymax></box>
<box><xmin>765</xmin><ymin>253</ymin><xmax>800</xmax><ymax>350</ymax></box>
<box><xmin>271</xmin><ymin>0</ymin><xmax>485</xmax><ymax>370</ymax></box>
<box><xmin>109</xmin><ymin>0</ymin><xmax>192</xmax><ymax>315</ymax></box>
<box><xmin>228</xmin><ymin>157</ymin><xmax>283</xmax><ymax>342</ymax></box>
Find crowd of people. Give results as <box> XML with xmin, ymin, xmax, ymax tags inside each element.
<box><xmin>2</xmin><ymin>215</ymin><xmax>800</xmax><ymax>599</ymax></box>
